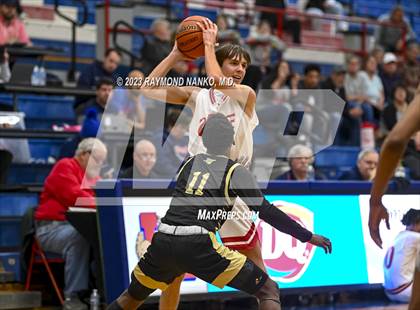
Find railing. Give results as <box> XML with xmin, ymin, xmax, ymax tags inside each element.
<box><xmin>111</xmin><ymin>20</ymin><xmax>148</xmax><ymax>68</ymax></box>
<box><xmin>54</xmin><ymin>0</ymin><xmax>88</xmax><ymax>82</ymax></box>
<box><xmin>102</xmin><ymin>0</ymin><xmax>409</xmax><ymax>58</ymax></box>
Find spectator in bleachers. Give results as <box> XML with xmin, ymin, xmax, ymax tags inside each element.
<box><xmin>321</xmin><ymin>65</ymin><xmax>349</xmax><ymax>144</ymax></box>
<box><xmin>34</xmin><ymin>138</ymin><xmax>107</xmax><ymax>310</ymax></box>
<box><xmin>344</xmin><ymin>56</ymin><xmax>375</xmax><ymax>137</ymax></box>
<box><xmin>360</xmin><ymin>55</ymin><xmax>385</xmax><ymax>117</ymax></box>
<box><xmin>216</xmin><ymin>14</ymin><xmax>241</xmax><ymax>45</ymax></box>
<box><xmin>381</xmin><ymin>84</ymin><xmax>420</xmax><ymax>180</ymax></box>
<box><xmin>261</xmin><ymin>60</ymin><xmax>292</xmax><ymax>91</ymax></box>
<box><xmin>298</xmin><ymin>63</ymin><xmax>321</xmax><ymax>90</ymax></box>
<box><xmin>75</xmin><ymin>48</ymin><xmax>121</xmax><ymax>109</ymax></box>
<box><xmin>376</xmin><ymin>5</ymin><xmax>416</xmax><ymax>53</ymax></box>
<box><xmin>370</xmin><ymin>45</ymin><xmax>385</xmax><ymax>68</ymax></box>
<box><xmin>339</xmin><ymin>149</ymin><xmax>378</xmax><ymax>181</ymax></box>
<box><xmin>381</xmin><ymin>85</ymin><xmax>409</xmax><ymax>135</ymax></box>
<box><xmin>255</xmin><ymin>0</ymin><xmax>302</xmax><ymax>44</ymax></box>
<box><xmin>153</xmin><ymin>111</ymin><xmax>189</xmax><ymax>178</ymax></box>
<box><xmin>76</xmin><ymin>78</ymin><xmax>113</xmax><ymax>123</ymax></box>
<box><xmin>276</xmin><ymin>144</ymin><xmax>326</xmax><ymax>180</ymax></box>
<box><xmin>401</xmin><ymin>42</ymin><xmax>419</xmax><ymax>101</ymax></box>
<box><xmin>257</xmin><ymin>61</ymin><xmax>297</xmax><ymax>140</ymax></box>
<box><xmin>107</xmin><ymin>69</ymin><xmax>146</xmax><ymax>130</ymax></box>
<box><xmin>243</xmin><ymin>20</ymin><xmax>287</xmax><ymax>90</ymax></box>
<box><xmin>141</xmin><ymin>18</ymin><xmax>171</xmax><ymax>76</ymax></box>
<box><xmin>119</xmin><ymin>139</ymin><xmax>160</xmax><ymax>179</ymax></box>
<box><xmin>321</xmin><ymin>65</ymin><xmax>346</xmax><ymax>99</ymax></box>
<box><xmin>379</xmin><ymin>53</ymin><xmax>402</xmax><ymax>104</ymax></box>
<box><xmin>0</xmin><ymin>0</ymin><xmax>30</xmax><ymax>46</ymax></box>
<box><xmin>371</xmin><ymin>46</ymin><xmax>385</xmax><ymax>73</ymax></box>
<box><xmin>299</xmin><ymin>0</ymin><xmax>346</xmax><ymax>31</ymax></box>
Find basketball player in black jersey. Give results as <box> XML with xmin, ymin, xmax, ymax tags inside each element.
<box><xmin>107</xmin><ymin>114</ymin><xmax>332</xmax><ymax>310</ymax></box>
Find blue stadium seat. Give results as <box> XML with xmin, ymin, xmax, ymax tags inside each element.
<box><xmin>133</xmin><ymin>16</ymin><xmax>155</xmax><ymax>30</ymax></box>
<box><xmin>315</xmin><ymin>146</ymin><xmax>360</xmax><ymax>168</ymax></box>
<box><xmin>29</xmin><ymin>140</ymin><xmax>63</xmax><ymax>160</ymax></box>
<box><xmin>7</xmin><ymin>164</ymin><xmax>53</xmax><ymax>184</ymax></box>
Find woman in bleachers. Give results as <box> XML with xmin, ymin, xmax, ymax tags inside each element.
<box><xmin>257</xmin><ymin>60</ymin><xmax>296</xmax><ymax>143</ymax></box>
<box><xmin>381</xmin><ymin>84</ymin><xmax>409</xmax><ymax>134</ymax></box>
<box><xmin>0</xmin><ymin>0</ymin><xmax>30</xmax><ymax>46</ymax></box>
<box><xmin>381</xmin><ymin>84</ymin><xmax>420</xmax><ymax>180</ymax></box>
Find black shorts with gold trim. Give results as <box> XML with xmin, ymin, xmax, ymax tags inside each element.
<box><xmin>131</xmin><ymin>231</ymin><xmax>267</xmax><ymax>298</ymax></box>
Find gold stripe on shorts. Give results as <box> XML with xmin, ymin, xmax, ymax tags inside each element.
<box><xmin>133</xmin><ymin>264</ymin><xmax>169</xmax><ymax>291</ymax></box>
<box><xmin>209</xmin><ymin>232</ymin><xmax>246</xmax><ymax>288</ymax></box>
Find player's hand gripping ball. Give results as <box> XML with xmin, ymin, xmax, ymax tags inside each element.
<box><xmin>176</xmin><ymin>15</ymin><xmax>208</xmax><ymax>59</ymax></box>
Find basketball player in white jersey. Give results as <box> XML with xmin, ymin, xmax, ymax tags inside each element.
<box><xmin>370</xmin><ymin>83</ymin><xmax>420</xmax><ymax>310</ymax></box>
<box><xmin>383</xmin><ymin>209</ymin><xmax>420</xmax><ymax>303</ymax></box>
<box><xmin>141</xmin><ymin>19</ymin><xmax>265</xmax><ymax>309</ymax></box>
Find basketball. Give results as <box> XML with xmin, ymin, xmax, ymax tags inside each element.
<box><xmin>176</xmin><ymin>15</ymin><xmax>207</xmax><ymax>59</ymax></box>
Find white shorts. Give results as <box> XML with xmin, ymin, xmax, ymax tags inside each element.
<box><xmin>218</xmin><ymin>197</ymin><xmax>259</xmax><ymax>250</ymax></box>
<box><xmin>385</xmin><ymin>282</ymin><xmax>412</xmax><ymax>303</ymax></box>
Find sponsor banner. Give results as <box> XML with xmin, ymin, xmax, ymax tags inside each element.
<box><xmin>121</xmin><ymin>195</ymin><xmax>420</xmax><ymax>295</ymax></box>
<box><xmin>122</xmin><ymin>197</ymin><xmax>208</xmax><ymax>296</ymax></box>
<box><xmin>208</xmin><ymin>195</ymin><xmax>367</xmax><ymax>293</ymax></box>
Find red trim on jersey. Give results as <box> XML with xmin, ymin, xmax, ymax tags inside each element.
<box><xmin>209</xmin><ymin>88</ymin><xmax>216</xmax><ymax>105</ymax></box>
<box><xmin>385</xmin><ymin>281</ymin><xmax>413</xmax><ymax>295</ymax></box>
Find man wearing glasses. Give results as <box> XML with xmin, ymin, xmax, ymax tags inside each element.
<box><xmin>339</xmin><ymin>149</ymin><xmax>379</xmax><ymax>181</ymax></box>
<box><xmin>119</xmin><ymin>139</ymin><xmax>160</xmax><ymax>179</ymax></box>
<box><xmin>35</xmin><ymin>138</ymin><xmax>107</xmax><ymax>310</ymax></box>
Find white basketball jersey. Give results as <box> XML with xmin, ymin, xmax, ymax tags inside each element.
<box><xmin>383</xmin><ymin>230</ymin><xmax>420</xmax><ymax>290</ymax></box>
<box><xmin>188</xmin><ymin>88</ymin><xmax>258</xmax><ymax>160</ymax></box>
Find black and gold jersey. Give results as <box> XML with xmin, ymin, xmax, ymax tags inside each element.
<box><xmin>161</xmin><ymin>153</ymin><xmax>313</xmax><ymax>242</ymax></box>
<box><xmin>161</xmin><ymin>153</ymin><xmax>239</xmax><ymax>232</ymax></box>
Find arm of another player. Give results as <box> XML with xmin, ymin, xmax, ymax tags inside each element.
<box><xmin>198</xmin><ymin>19</ymin><xmax>256</xmax><ymax>118</ymax></box>
<box><xmin>228</xmin><ymin>165</ymin><xmax>332</xmax><ymax>254</ymax></box>
<box><xmin>140</xmin><ymin>43</ymin><xmax>199</xmax><ymax>108</ymax></box>
<box><xmin>369</xmin><ymin>83</ymin><xmax>420</xmax><ymax>248</ymax></box>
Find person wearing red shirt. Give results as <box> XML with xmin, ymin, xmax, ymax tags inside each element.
<box><xmin>35</xmin><ymin>138</ymin><xmax>107</xmax><ymax>310</ymax></box>
<box><xmin>0</xmin><ymin>0</ymin><xmax>30</xmax><ymax>46</ymax></box>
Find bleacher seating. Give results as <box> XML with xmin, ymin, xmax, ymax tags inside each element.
<box><xmin>7</xmin><ymin>164</ymin><xmax>53</xmax><ymax>185</ymax></box>
<box><xmin>315</xmin><ymin>146</ymin><xmax>360</xmax><ymax>179</ymax></box>
<box><xmin>0</xmin><ymin>193</ymin><xmax>39</xmax><ymax>282</ymax></box>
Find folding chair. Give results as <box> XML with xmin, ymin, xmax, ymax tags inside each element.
<box><xmin>25</xmin><ymin>236</ymin><xmax>65</xmax><ymax>305</ymax></box>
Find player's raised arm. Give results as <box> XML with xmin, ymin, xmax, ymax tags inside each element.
<box><xmin>369</xmin><ymin>84</ymin><xmax>420</xmax><ymax>248</ymax></box>
<box><xmin>198</xmin><ymin>19</ymin><xmax>256</xmax><ymax>118</ymax></box>
<box><xmin>228</xmin><ymin>165</ymin><xmax>332</xmax><ymax>254</ymax></box>
<box><xmin>140</xmin><ymin>42</ymin><xmax>199</xmax><ymax>107</ymax></box>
